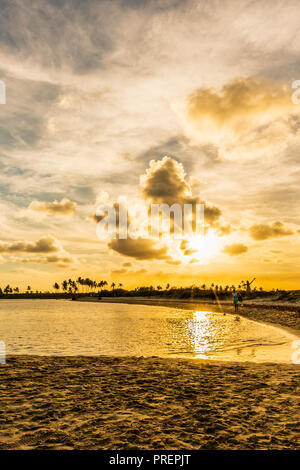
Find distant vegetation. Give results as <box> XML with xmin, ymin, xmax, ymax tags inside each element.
<box><xmin>0</xmin><ymin>277</ymin><xmax>291</xmax><ymax>300</ymax></box>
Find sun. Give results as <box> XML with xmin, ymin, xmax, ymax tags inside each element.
<box><xmin>187</xmin><ymin>232</ymin><xmax>221</xmax><ymax>261</ymax></box>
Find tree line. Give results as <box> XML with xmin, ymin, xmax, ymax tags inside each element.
<box><xmin>0</xmin><ymin>277</ymin><xmax>278</xmax><ymax>300</ymax></box>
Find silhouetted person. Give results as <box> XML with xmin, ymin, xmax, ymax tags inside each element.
<box><xmin>233</xmin><ymin>289</ymin><xmax>238</xmax><ymax>313</ymax></box>
<box><xmin>245</xmin><ymin>278</ymin><xmax>256</xmax><ymax>296</ymax></box>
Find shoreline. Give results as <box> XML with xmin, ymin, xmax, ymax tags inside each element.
<box><xmin>0</xmin><ymin>355</ymin><xmax>299</xmax><ymax>450</ymax></box>
<box><xmin>77</xmin><ymin>296</ymin><xmax>300</xmax><ymax>334</ymax></box>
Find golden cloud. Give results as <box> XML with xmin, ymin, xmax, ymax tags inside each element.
<box><xmin>108</xmin><ymin>238</ymin><xmax>171</xmax><ymax>261</ymax></box>
<box><xmin>29</xmin><ymin>198</ymin><xmax>77</xmax><ymax>215</ymax></box>
<box><xmin>223</xmin><ymin>243</ymin><xmax>248</xmax><ymax>256</ymax></box>
<box><xmin>11</xmin><ymin>254</ymin><xmax>74</xmax><ymax>266</ymax></box>
<box><xmin>0</xmin><ymin>236</ymin><xmax>61</xmax><ymax>253</ymax></box>
<box><xmin>179</xmin><ymin>77</ymin><xmax>300</xmax><ymax>159</ymax></box>
<box><xmin>249</xmin><ymin>222</ymin><xmax>293</xmax><ymax>240</ymax></box>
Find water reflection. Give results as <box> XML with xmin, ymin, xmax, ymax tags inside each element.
<box><xmin>185</xmin><ymin>311</ymin><xmax>212</xmax><ymax>358</ymax></box>
<box><xmin>0</xmin><ymin>300</ymin><xmax>297</xmax><ymax>363</ymax></box>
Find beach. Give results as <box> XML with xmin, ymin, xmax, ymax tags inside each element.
<box><xmin>0</xmin><ymin>299</ymin><xmax>299</xmax><ymax>450</ymax></box>
<box><xmin>0</xmin><ymin>355</ymin><xmax>299</xmax><ymax>450</ymax></box>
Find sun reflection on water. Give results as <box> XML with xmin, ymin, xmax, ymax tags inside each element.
<box><xmin>186</xmin><ymin>310</ymin><xmax>213</xmax><ymax>358</ymax></box>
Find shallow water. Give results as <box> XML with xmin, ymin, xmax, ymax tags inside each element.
<box><xmin>0</xmin><ymin>299</ymin><xmax>298</xmax><ymax>363</ymax></box>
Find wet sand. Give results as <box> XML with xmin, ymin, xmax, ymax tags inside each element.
<box><xmin>0</xmin><ymin>355</ymin><xmax>299</xmax><ymax>450</ymax></box>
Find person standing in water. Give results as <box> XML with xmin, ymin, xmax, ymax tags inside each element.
<box><xmin>232</xmin><ymin>289</ymin><xmax>239</xmax><ymax>313</ymax></box>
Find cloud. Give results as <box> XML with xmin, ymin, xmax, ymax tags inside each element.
<box><xmin>140</xmin><ymin>156</ymin><xmax>221</xmax><ymax>225</ymax></box>
<box><xmin>11</xmin><ymin>254</ymin><xmax>74</xmax><ymax>266</ymax></box>
<box><xmin>108</xmin><ymin>237</ymin><xmax>171</xmax><ymax>260</ymax></box>
<box><xmin>187</xmin><ymin>77</ymin><xmax>294</xmax><ymax>132</ymax></box>
<box><xmin>249</xmin><ymin>222</ymin><xmax>293</xmax><ymax>240</ymax></box>
<box><xmin>141</xmin><ymin>156</ymin><xmax>191</xmax><ymax>205</ymax></box>
<box><xmin>216</xmin><ymin>224</ymin><xmax>232</xmax><ymax>236</ymax></box>
<box><xmin>29</xmin><ymin>198</ymin><xmax>77</xmax><ymax>215</ymax></box>
<box><xmin>167</xmin><ymin>260</ymin><xmax>181</xmax><ymax>265</ymax></box>
<box><xmin>179</xmin><ymin>239</ymin><xmax>197</xmax><ymax>256</ymax></box>
<box><xmin>88</xmin><ymin>213</ymin><xmax>104</xmax><ymax>224</ymax></box>
<box><xmin>0</xmin><ymin>235</ymin><xmax>61</xmax><ymax>253</ymax></box>
<box><xmin>223</xmin><ymin>243</ymin><xmax>248</xmax><ymax>256</ymax></box>
<box><xmin>135</xmin><ymin>268</ymin><xmax>147</xmax><ymax>274</ymax></box>
<box><xmin>111</xmin><ymin>268</ymin><xmax>127</xmax><ymax>274</ymax></box>
<box><xmin>179</xmin><ymin>77</ymin><xmax>300</xmax><ymax>159</ymax></box>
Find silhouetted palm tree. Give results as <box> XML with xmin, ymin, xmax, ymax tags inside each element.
<box><xmin>62</xmin><ymin>280</ymin><xmax>68</xmax><ymax>293</ymax></box>
<box><xmin>53</xmin><ymin>283</ymin><xmax>60</xmax><ymax>293</ymax></box>
<box><xmin>4</xmin><ymin>285</ymin><xmax>10</xmax><ymax>295</ymax></box>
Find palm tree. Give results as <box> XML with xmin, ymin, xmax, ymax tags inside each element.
<box><xmin>4</xmin><ymin>284</ymin><xmax>10</xmax><ymax>295</ymax></box>
<box><xmin>53</xmin><ymin>282</ymin><xmax>60</xmax><ymax>293</ymax></box>
<box><xmin>77</xmin><ymin>277</ymin><xmax>83</xmax><ymax>292</ymax></box>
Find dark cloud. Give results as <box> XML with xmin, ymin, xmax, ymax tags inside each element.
<box><xmin>0</xmin><ymin>235</ymin><xmax>61</xmax><ymax>253</ymax></box>
<box><xmin>223</xmin><ymin>243</ymin><xmax>248</xmax><ymax>256</ymax></box>
<box><xmin>249</xmin><ymin>222</ymin><xmax>293</xmax><ymax>240</ymax></box>
<box><xmin>141</xmin><ymin>156</ymin><xmax>221</xmax><ymax>225</ymax></box>
<box><xmin>88</xmin><ymin>213</ymin><xmax>104</xmax><ymax>224</ymax></box>
<box><xmin>108</xmin><ymin>237</ymin><xmax>171</xmax><ymax>260</ymax></box>
<box><xmin>141</xmin><ymin>156</ymin><xmax>191</xmax><ymax>205</ymax></box>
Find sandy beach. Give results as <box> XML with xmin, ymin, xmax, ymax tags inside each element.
<box><xmin>0</xmin><ymin>355</ymin><xmax>299</xmax><ymax>450</ymax></box>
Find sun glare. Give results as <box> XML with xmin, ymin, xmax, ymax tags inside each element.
<box><xmin>188</xmin><ymin>233</ymin><xmax>221</xmax><ymax>261</ymax></box>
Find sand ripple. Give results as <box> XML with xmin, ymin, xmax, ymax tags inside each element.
<box><xmin>0</xmin><ymin>356</ymin><xmax>299</xmax><ymax>450</ymax></box>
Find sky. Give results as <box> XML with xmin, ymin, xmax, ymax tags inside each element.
<box><xmin>1</xmin><ymin>0</ymin><xmax>300</xmax><ymax>291</ymax></box>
